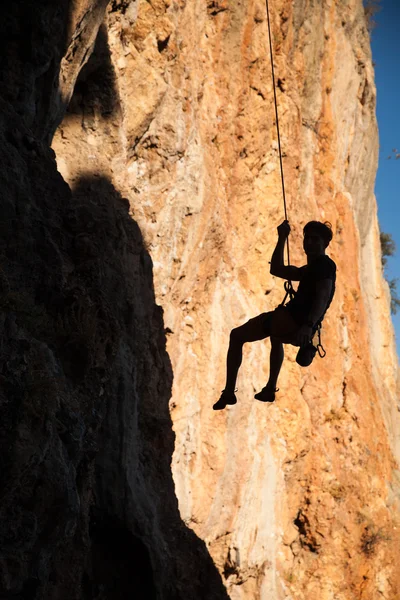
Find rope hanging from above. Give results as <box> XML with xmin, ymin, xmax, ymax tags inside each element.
<box><xmin>265</xmin><ymin>0</ymin><xmax>295</xmax><ymax>302</ymax></box>
<box><xmin>265</xmin><ymin>0</ymin><xmax>287</xmax><ymax>224</ymax></box>
<box><xmin>264</xmin><ymin>1</ymin><xmax>327</xmax><ymax>359</ymax></box>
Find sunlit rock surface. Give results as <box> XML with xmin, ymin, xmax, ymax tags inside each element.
<box><xmin>0</xmin><ymin>0</ymin><xmax>399</xmax><ymax>598</ymax></box>
<box><xmin>54</xmin><ymin>0</ymin><xmax>400</xmax><ymax>597</ymax></box>
<box><xmin>0</xmin><ymin>2</ymin><xmax>228</xmax><ymax>598</ymax></box>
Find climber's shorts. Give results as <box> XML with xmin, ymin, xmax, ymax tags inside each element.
<box><xmin>232</xmin><ymin>307</ymin><xmax>301</xmax><ymax>345</ymax></box>
<box><xmin>269</xmin><ymin>306</ymin><xmax>301</xmax><ymax>345</ymax></box>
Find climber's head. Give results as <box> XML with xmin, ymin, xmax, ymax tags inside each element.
<box><xmin>303</xmin><ymin>221</ymin><xmax>333</xmax><ymax>257</ymax></box>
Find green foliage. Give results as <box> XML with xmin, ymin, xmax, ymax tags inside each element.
<box><xmin>380</xmin><ymin>231</ymin><xmax>396</xmax><ymax>267</ymax></box>
<box><xmin>389</xmin><ymin>278</ymin><xmax>400</xmax><ymax>315</ymax></box>
<box><xmin>380</xmin><ymin>230</ymin><xmax>400</xmax><ymax>315</ymax></box>
<box><xmin>363</xmin><ymin>0</ymin><xmax>381</xmax><ymax>32</ymax></box>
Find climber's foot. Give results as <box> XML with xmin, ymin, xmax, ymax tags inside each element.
<box><xmin>254</xmin><ymin>384</ymin><xmax>279</xmax><ymax>403</ymax></box>
<box><xmin>213</xmin><ymin>390</ymin><xmax>237</xmax><ymax>411</ymax></box>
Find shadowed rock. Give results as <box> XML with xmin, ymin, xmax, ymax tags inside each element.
<box><xmin>0</xmin><ymin>2</ymin><xmax>229</xmax><ymax>599</ymax></box>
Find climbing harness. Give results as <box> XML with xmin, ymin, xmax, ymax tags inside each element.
<box><xmin>265</xmin><ymin>0</ymin><xmax>327</xmax><ymax>359</ymax></box>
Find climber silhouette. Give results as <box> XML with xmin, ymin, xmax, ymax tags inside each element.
<box><xmin>213</xmin><ymin>220</ymin><xmax>336</xmax><ymax>410</ymax></box>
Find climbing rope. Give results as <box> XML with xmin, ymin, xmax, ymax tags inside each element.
<box><xmin>264</xmin><ymin>1</ymin><xmax>327</xmax><ymax>359</ymax></box>
<box><xmin>265</xmin><ymin>0</ymin><xmax>287</xmax><ymax>219</ymax></box>
<box><xmin>265</xmin><ymin>0</ymin><xmax>295</xmax><ymax>303</ymax></box>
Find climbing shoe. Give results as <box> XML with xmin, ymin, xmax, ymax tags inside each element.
<box><xmin>296</xmin><ymin>343</ymin><xmax>317</xmax><ymax>367</ymax></box>
<box><xmin>255</xmin><ymin>386</ymin><xmax>279</xmax><ymax>403</ymax></box>
<box><xmin>213</xmin><ymin>390</ymin><xmax>237</xmax><ymax>410</ymax></box>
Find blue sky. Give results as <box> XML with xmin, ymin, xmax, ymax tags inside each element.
<box><xmin>370</xmin><ymin>0</ymin><xmax>400</xmax><ymax>357</ymax></box>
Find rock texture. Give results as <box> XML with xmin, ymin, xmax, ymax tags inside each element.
<box><xmin>0</xmin><ymin>2</ymin><xmax>228</xmax><ymax>599</ymax></box>
<box><xmin>1</xmin><ymin>0</ymin><xmax>399</xmax><ymax>599</ymax></box>
<box><xmin>54</xmin><ymin>0</ymin><xmax>400</xmax><ymax>597</ymax></box>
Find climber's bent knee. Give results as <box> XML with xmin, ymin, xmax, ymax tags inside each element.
<box><xmin>230</xmin><ymin>312</ymin><xmax>273</xmax><ymax>343</ymax></box>
<box><xmin>229</xmin><ymin>328</ymin><xmax>243</xmax><ymax>344</ymax></box>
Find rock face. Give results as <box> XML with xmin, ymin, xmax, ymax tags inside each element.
<box><xmin>0</xmin><ymin>2</ymin><xmax>228</xmax><ymax>599</ymax></box>
<box><xmin>1</xmin><ymin>0</ymin><xmax>399</xmax><ymax>599</ymax></box>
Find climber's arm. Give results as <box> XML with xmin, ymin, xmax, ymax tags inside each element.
<box><xmin>270</xmin><ymin>263</ymin><xmax>303</xmax><ymax>281</ymax></box>
<box><xmin>270</xmin><ymin>239</ymin><xmax>302</xmax><ymax>280</ymax></box>
<box><xmin>270</xmin><ymin>222</ymin><xmax>302</xmax><ymax>281</ymax></box>
<box><xmin>306</xmin><ymin>279</ymin><xmax>333</xmax><ymax>327</ymax></box>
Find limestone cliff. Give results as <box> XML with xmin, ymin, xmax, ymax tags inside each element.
<box><xmin>0</xmin><ymin>0</ymin><xmax>399</xmax><ymax>599</ymax></box>
<box><xmin>0</xmin><ymin>2</ymin><xmax>228</xmax><ymax>599</ymax></box>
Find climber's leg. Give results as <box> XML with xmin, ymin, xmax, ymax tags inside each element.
<box><xmin>255</xmin><ymin>337</ymin><xmax>284</xmax><ymax>403</ymax></box>
<box><xmin>213</xmin><ymin>312</ymin><xmax>272</xmax><ymax>410</ymax></box>
<box><xmin>268</xmin><ymin>336</ymin><xmax>284</xmax><ymax>388</ymax></box>
<box><xmin>254</xmin><ymin>337</ymin><xmax>284</xmax><ymax>402</ymax></box>
<box><xmin>255</xmin><ymin>306</ymin><xmax>301</xmax><ymax>403</ymax></box>
<box><xmin>225</xmin><ymin>312</ymin><xmax>272</xmax><ymax>392</ymax></box>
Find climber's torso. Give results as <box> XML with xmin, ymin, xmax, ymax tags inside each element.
<box><xmin>285</xmin><ymin>255</ymin><xmax>336</xmax><ymax>326</ymax></box>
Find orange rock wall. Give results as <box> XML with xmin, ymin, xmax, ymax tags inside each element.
<box><xmin>53</xmin><ymin>0</ymin><xmax>400</xmax><ymax>597</ymax></box>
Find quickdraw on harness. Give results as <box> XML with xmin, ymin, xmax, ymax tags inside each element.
<box><xmin>265</xmin><ymin>0</ymin><xmax>326</xmax><ymax>358</ymax></box>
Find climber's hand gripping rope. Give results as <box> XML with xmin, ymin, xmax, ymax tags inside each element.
<box><xmin>277</xmin><ymin>219</ymin><xmax>290</xmax><ymax>240</ymax></box>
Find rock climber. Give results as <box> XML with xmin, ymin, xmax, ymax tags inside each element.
<box><xmin>213</xmin><ymin>220</ymin><xmax>336</xmax><ymax>410</ymax></box>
